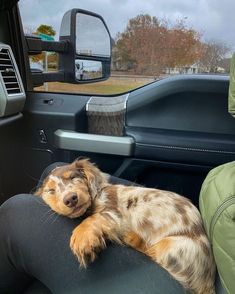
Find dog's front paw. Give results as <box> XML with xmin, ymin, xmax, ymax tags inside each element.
<box><xmin>70</xmin><ymin>225</ymin><xmax>106</xmax><ymax>268</ymax></box>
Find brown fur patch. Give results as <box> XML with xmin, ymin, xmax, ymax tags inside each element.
<box><xmin>175</xmin><ymin>203</ymin><xmax>187</xmax><ymax>215</ymax></box>
<box><xmin>127</xmin><ymin>197</ymin><xmax>138</xmax><ymax>209</ymax></box>
<box><xmin>143</xmin><ymin>194</ymin><xmax>152</xmax><ymax>202</ymax></box>
<box><xmin>170</xmin><ymin>215</ymin><xmax>177</xmax><ymax>224</ymax></box>
<box><xmin>180</xmin><ymin>264</ymin><xmax>195</xmax><ymax>278</ymax></box>
<box><xmin>123</xmin><ymin>231</ymin><xmax>146</xmax><ymax>252</ymax></box>
<box><xmin>43</xmin><ymin>194</ymin><xmax>59</xmax><ymax>210</ymax></box>
<box><xmin>127</xmin><ymin>198</ymin><xmax>133</xmax><ymax>209</ymax></box>
<box><xmin>182</xmin><ymin>215</ymin><xmax>190</xmax><ymax>226</ymax></box>
<box><xmin>46</xmin><ymin>180</ymin><xmax>56</xmax><ymax>190</ymax></box>
<box><xmin>143</xmin><ymin>194</ymin><xmax>148</xmax><ymax>202</ymax></box>
<box><xmin>147</xmin><ymin>237</ymin><xmax>173</xmax><ymax>258</ymax></box>
<box><xmin>102</xmin><ymin>186</ymin><xmax>121</xmax><ymax>217</ymax></box>
<box><xmin>167</xmin><ymin>255</ymin><xmax>182</xmax><ymax>272</ymax></box>
<box><xmin>199</xmin><ymin>240</ymin><xmax>210</xmax><ymax>256</ymax></box>
<box><xmin>190</xmin><ymin>223</ymin><xmax>205</xmax><ymax>238</ymax></box>
<box><xmin>133</xmin><ymin>197</ymin><xmax>138</xmax><ymax>206</ymax></box>
<box><xmin>139</xmin><ymin>218</ymin><xmax>154</xmax><ymax>231</ymax></box>
<box><xmin>170</xmin><ymin>223</ymin><xmax>204</xmax><ymax>240</ymax></box>
<box><xmin>181</xmin><ymin>197</ymin><xmax>193</xmax><ymax>208</ymax></box>
<box><xmin>63</xmin><ymin>171</ymin><xmax>72</xmax><ymax>179</ymax></box>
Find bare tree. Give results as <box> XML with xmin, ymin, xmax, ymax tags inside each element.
<box><xmin>199</xmin><ymin>40</ymin><xmax>231</xmax><ymax>73</ymax></box>
<box><xmin>24</xmin><ymin>26</ymin><xmax>35</xmax><ymax>35</ymax></box>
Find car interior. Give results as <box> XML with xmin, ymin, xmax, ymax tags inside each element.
<box><xmin>0</xmin><ymin>0</ymin><xmax>234</xmax><ymax>293</ymax></box>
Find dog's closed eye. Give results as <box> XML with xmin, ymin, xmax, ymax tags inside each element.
<box><xmin>70</xmin><ymin>173</ymin><xmax>78</xmax><ymax>180</ymax></box>
<box><xmin>47</xmin><ymin>188</ymin><xmax>55</xmax><ymax>194</ymax></box>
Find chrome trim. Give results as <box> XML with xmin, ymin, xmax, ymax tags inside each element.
<box><xmin>124</xmin><ymin>93</ymin><xmax>129</xmax><ymax>110</ymax></box>
<box><xmin>86</xmin><ymin>94</ymin><xmax>129</xmax><ymax>113</ymax></box>
<box><xmin>85</xmin><ymin>96</ymin><xmax>93</xmax><ymax>111</ymax></box>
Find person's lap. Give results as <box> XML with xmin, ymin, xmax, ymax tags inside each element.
<box><xmin>0</xmin><ymin>163</ymin><xmax>186</xmax><ymax>294</ymax></box>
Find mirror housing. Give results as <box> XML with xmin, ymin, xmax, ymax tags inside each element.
<box><xmin>26</xmin><ymin>9</ymin><xmax>112</xmax><ymax>85</ymax></box>
<box><xmin>59</xmin><ymin>9</ymin><xmax>111</xmax><ymax>83</ymax></box>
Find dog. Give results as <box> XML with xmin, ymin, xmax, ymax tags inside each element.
<box><xmin>35</xmin><ymin>158</ymin><xmax>216</xmax><ymax>294</ymax></box>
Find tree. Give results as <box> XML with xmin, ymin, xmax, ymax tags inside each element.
<box><xmin>219</xmin><ymin>57</ymin><xmax>231</xmax><ymax>73</ymax></box>
<box><xmin>113</xmin><ymin>14</ymin><xmax>203</xmax><ymax>76</ymax></box>
<box><xmin>24</xmin><ymin>26</ymin><xmax>35</xmax><ymax>35</ymax></box>
<box><xmin>114</xmin><ymin>14</ymin><xmax>167</xmax><ymax>75</ymax></box>
<box><xmin>31</xmin><ymin>25</ymin><xmax>56</xmax><ymax>63</ymax></box>
<box><xmin>35</xmin><ymin>24</ymin><xmax>56</xmax><ymax>36</ymax></box>
<box><xmin>165</xmin><ymin>22</ymin><xmax>203</xmax><ymax>69</ymax></box>
<box><xmin>199</xmin><ymin>40</ymin><xmax>231</xmax><ymax>73</ymax></box>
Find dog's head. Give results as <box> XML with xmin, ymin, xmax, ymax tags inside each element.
<box><xmin>35</xmin><ymin>158</ymin><xmax>108</xmax><ymax>218</ymax></box>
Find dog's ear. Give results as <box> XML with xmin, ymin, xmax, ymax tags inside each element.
<box><xmin>74</xmin><ymin>158</ymin><xmax>90</xmax><ymax>178</ymax></box>
<box><xmin>34</xmin><ymin>186</ymin><xmax>43</xmax><ymax>196</ymax></box>
<box><xmin>74</xmin><ymin>158</ymin><xmax>107</xmax><ymax>197</ymax></box>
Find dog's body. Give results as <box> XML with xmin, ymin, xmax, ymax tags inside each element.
<box><xmin>36</xmin><ymin>159</ymin><xmax>216</xmax><ymax>294</ymax></box>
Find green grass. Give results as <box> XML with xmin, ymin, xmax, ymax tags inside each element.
<box><xmin>35</xmin><ymin>77</ymin><xmax>153</xmax><ymax>95</ymax></box>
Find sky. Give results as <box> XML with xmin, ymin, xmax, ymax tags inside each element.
<box><xmin>19</xmin><ymin>0</ymin><xmax>235</xmax><ymax>50</ymax></box>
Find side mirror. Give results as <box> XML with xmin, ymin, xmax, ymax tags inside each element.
<box><xmin>26</xmin><ymin>9</ymin><xmax>112</xmax><ymax>86</ymax></box>
<box><xmin>59</xmin><ymin>9</ymin><xmax>111</xmax><ymax>83</ymax></box>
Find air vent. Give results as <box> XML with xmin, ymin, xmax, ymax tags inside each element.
<box><xmin>0</xmin><ymin>47</ymin><xmax>23</xmax><ymax>95</ymax></box>
<box><xmin>0</xmin><ymin>43</ymin><xmax>25</xmax><ymax>117</ymax></box>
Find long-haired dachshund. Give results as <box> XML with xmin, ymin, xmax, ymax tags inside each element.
<box><xmin>35</xmin><ymin>158</ymin><xmax>215</xmax><ymax>294</ymax></box>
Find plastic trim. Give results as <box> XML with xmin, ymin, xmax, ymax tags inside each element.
<box><xmin>54</xmin><ymin>129</ymin><xmax>134</xmax><ymax>156</ymax></box>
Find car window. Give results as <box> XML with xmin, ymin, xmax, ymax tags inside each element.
<box><xmin>19</xmin><ymin>0</ymin><xmax>233</xmax><ymax>95</ymax></box>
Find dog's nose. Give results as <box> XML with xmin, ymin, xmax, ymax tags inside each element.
<box><xmin>63</xmin><ymin>193</ymin><xmax>78</xmax><ymax>207</ymax></box>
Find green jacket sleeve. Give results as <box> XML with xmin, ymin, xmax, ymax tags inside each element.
<box><xmin>228</xmin><ymin>53</ymin><xmax>235</xmax><ymax>116</ymax></box>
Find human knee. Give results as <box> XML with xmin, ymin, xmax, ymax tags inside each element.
<box><xmin>0</xmin><ymin>194</ymin><xmax>42</xmax><ymax>223</ymax></box>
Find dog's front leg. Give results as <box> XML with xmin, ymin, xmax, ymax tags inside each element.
<box><xmin>70</xmin><ymin>213</ymin><xmax>116</xmax><ymax>268</ymax></box>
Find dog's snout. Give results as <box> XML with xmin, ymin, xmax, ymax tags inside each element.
<box><xmin>63</xmin><ymin>193</ymin><xmax>78</xmax><ymax>207</ymax></box>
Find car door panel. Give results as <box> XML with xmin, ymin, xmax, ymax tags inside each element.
<box><xmin>125</xmin><ymin>75</ymin><xmax>235</xmax><ymax>168</ymax></box>
<box><xmin>126</xmin><ymin>75</ymin><xmax>232</xmax><ymax>134</ymax></box>
<box><xmin>125</xmin><ymin>127</ymin><xmax>235</xmax><ymax>165</ymax></box>
<box><xmin>118</xmin><ymin>74</ymin><xmax>235</xmax><ymax>203</ymax></box>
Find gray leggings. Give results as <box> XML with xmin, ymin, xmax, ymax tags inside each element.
<box><xmin>0</xmin><ymin>163</ymin><xmax>185</xmax><ymax>294</ymax></box>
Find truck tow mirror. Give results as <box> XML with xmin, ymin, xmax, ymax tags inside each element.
<box><xmin>26</xmin><ymin>9</ymin><xmax>111</xmax><ymax>86</ymax></box>
<box><xmin>59</xmin><ymin>9</ymin><xmax>111</xmax><ymax>83</ymax></box>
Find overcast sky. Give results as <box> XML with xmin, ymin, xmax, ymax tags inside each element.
<box><xmin>19</xmin><ymin>0</ymin><xmax>235</xmax><ymax>50</ymax></box>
